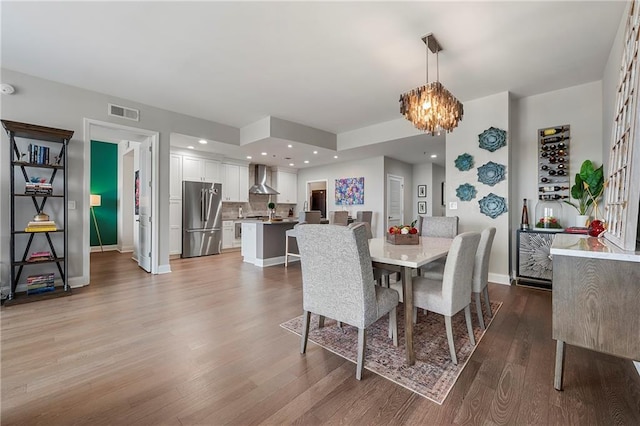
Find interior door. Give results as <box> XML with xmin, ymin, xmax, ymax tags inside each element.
<box><xmin>138</xmin><ymin>138</ymin><xmax>152</xmax><ymax>272</ymax></box>
<box><xmin>387</xmin><ymin>174</ymin><xmax>404</xmax><ymax>229</ymax></box>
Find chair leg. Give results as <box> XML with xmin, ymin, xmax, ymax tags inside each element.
<box><xmin>337</xmin><ymin>321</ymin><xmax>342</xmax><ymax>329</ymax></box>
<box><xmin>475</xmin><ymin>292</ymin><xmax>486</xmax><ymax>330</ymax></box>
<box><xmin>300</xmin><ymin>311</ymin><xmax>311</xmax><ymax>354</ymax></box>
<box><xmin>483</xmin><ymin>286</ymin><xmax>492</xmax><ymax>319</ymax></box>
<box><xmin>413</xmin><ymin>307</ymin><xmax>418</xmax><ymax>324</ymax></box>
<box><xmin>390</xmin><ymin>308</ymin><xmax>398</xmax><ymax>347</ymax></box>
<box><xmin>444</xmin><ymin>315</ymin><xmax>458</xmax><ymax>365</ymax></box>
<box><xmin>356</xmin><ymin>328</ymin><xmax>366</xmax><ymax>380</ymax></box>
<box><xmin>285</xmin><ymin>237</ymin><xmax>289</xmax><ymax>268</ymax></box>
<box><xmin>318</xmin><ymin>315</ymin><xmax>325</xmax><ymax>328</ymax></box>
<box><xmin>464</xmin><ymin>305</ymin><xmax>476</xmax><ymax>346</ymax></box>
<box><xmin>382</xmin><ymin>274</ymin><xmax>389</xmax><ymax>288</ymax></box>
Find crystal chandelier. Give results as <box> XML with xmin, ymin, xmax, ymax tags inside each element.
<box><xmin>400</xmin><ymin>33</ymin><xmax>463</xmax><ymax>135</ymax></box>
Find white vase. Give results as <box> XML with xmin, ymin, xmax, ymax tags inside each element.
<box><xmin>575</xmin><ymin>214</ymin><xmax>590</xmax><ymax>227</ymax></box>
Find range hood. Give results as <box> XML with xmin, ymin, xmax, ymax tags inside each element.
<box><xmin>248</xmin><ymin>164</ymin><xmax>279</xmax><ymax>195</ymax></box>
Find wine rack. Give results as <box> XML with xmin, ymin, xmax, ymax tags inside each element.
<box><xmin>538</xmin><ymin>125</ymin><xmax>570</xmax><ymax>202</ymax></box>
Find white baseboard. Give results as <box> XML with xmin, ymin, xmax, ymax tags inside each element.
<box><xmin>488</xmin><ymin>273</ymin><xmax>510</xmax><ymax>285</ymax></box>
<box><xmin>90</xmin><ymin>245</ymin><xmax>118</xmax><ymax>253</ymax></box>
<box><xmin>70</xmin><ymin>276</ymin><xmax>89</xmax><ymax>288</ymax></box>
<box><xmin>255</xmin><ymin>255</ymin><xmax>289</xmax><ymax>268</ymax></box>
<box><xmin>157</xmin><ymin>264</ymin><xmax>171</xmax><ymax>274</ymax></box>
<box><xmin>118</xmin><ymin>246</ymin><xmax>134</xmax><ymax>253</ymax></box>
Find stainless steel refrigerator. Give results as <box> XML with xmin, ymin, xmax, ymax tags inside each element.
<box><xmin>182</xmin><ymin>181</ymin><xmax>222</xmax><ymax>258</ymax></box>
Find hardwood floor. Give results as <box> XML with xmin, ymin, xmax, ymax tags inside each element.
<box><xmin>2</xmin><ymin>251</ymin><xmax>639</xmax><ymax>425</ymax></box>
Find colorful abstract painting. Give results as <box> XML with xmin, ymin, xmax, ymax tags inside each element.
<box><xmin>335</xmin><ymin>177</ymin><xmax>365</xmax><ymax>205</ymax></box>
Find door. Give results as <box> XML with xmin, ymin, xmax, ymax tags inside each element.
<box><xmin>138</xmin><ymin>139</ymin><xmax>152</xmax><ymax>272</ymax></box>
<box><xmin>387</xmin><ymin>174</ymin><xmax>403</xmax><ymax>229</ymax></box>
<box><xmin>311</xmin><ymin>190</ymin><xmax>326</xmax><ymax>218</ymax></box>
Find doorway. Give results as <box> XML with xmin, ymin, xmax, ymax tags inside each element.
<box><xmin>386</xmin><ymin>174</ymin><xmax>404</xmax><ymax>229</ymax></box>
<box><xmin>306</xmin><ymin>180</ymin><xmax>328</xmax><ymax>218</ymax></box>
<box><xmin>83</xmin><ymin>119</ymin><xmax>160</xmax><ymax>285</ymax></box>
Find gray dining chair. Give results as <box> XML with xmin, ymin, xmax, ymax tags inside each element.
<box><xmin>421</xmin><ymin>227</ymin><xmax>496</xmax><ymax>329</ymax></box>
<box><xmin>418</xmin><ymin>215</ymin><xmax>459</xmax><ymax>274</ymax></box>
<box><xmin>329</xmin><ymin>211</ymin><xmax>349</xmax><ymax>225</ymax></box>
<box><xmin>349</xmin><ymin>222</ymin><xmax>395</xmax><ymax>287</ymax></box>
<box><xmin>296</xmin><ymin>224</ymin><xmax>399</xmax><ymax>380</ymax></box>
<box><xmin>285</xmin><ymin>211</ymin><xmax>321</xmax><ymax>267</ymax></box>
<box><xmin>355</xmin><ymin>211</ymin><xmax>373</xmax><ymax>226</ymax></box>
<box><xmin>391</xmin><ymin>232</ymin><xmax>480</xmax><ymax>364</ymax></box>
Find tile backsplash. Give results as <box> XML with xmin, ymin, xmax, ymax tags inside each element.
<box><xmin>221</xmin><ymin>196</ymin><xmax>296</xmax><ymax>219</ymax></box>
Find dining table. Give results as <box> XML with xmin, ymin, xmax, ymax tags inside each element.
<box><xmin>368</xmin><ymin>236</ymin><xmax>454</xmax><ymax>366</ymax></box>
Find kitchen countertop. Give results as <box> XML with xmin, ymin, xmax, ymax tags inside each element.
<box><xmin>550</xmin><ymin>233</ymin><xmax>640</xmax><ymax>262</ymax></box>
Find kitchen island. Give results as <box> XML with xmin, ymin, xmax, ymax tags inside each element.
<box><xmin>241</xmin><ymin>219</ymin><xmax>298</xmax><ymax>267</ymax></box>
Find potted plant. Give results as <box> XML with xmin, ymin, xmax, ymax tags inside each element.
<box><xmin>563</xmin><ymin>160</ymin><xmax>604</xmax><ymax>227</ymax></box>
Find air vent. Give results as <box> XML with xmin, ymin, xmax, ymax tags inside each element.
<box><xmin>108</xmin><ymin>103</ymin><xmax>139</xmax><ymax>121</ymax></box>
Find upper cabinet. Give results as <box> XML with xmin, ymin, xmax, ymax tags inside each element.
<box><xmin>272</xmin><ymin>169</ymin><xmax>297</xmax><ymax>204</ymax></box>
<box><xmin>182</xmin><ymin>156</ymin><xmax>220</xmax><ymax>183</ymax></box>
<box><xmin>170</xmin><ymin>153</ymin><xmax>183</xmax><ymax>200</ymax></box>
<box><xmin>222</xmin><ymin>163</ymin><xmax>249</xmax><ymax>203</ymax></box>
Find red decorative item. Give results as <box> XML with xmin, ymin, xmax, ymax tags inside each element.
<box><xmin>588</xmin><ymin>219</ymin><xmax>606</xmax><ymax>237</ymax></box>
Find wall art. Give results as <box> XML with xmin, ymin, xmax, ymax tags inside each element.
<box><xmin>418</xmin><ymin>184</ymin><xmax>426</xmax><ymax>198</ymax></box>
<box><xmin>456</xmin><ymin>183</ymin><xmax>477</xmax><ymax>201</ymax></box>
<box><xmin>418</xmin><ymin>201</ymin><xmax>426</xmax><ymax>214</ymax></box>
<box><xmin>454</xmin><ymin>153</ymin><xmax>474</xmax><ymax>171</ymax></box>
<box><xmin>479</xmin><ymin>127</ymin><xmax>507</xmax><ymax>152</ymax></box>
<box><xmin>478</xmin><ymin>193</ymin><xmax>507</xmax><ymax>219</ymax></box>
<box><xmin>335</xmin><ymin>177</ymin><xmax>364</xmax><ymax>205</ymax></box>
<box><xmin>477</xmin><ymin>161</ymin><xmax>506</xmax><ymax>186</ymax></box>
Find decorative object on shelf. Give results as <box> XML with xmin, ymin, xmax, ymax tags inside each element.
<box><xmin>455</xmin><ymin>183</ymin><xmax>477</xmax><ymax>201</ymax></box>
<box><xmin>387</xmin><ymin>223</ymin><xmax>419</xmax><ymax>245</ymax></box>
<box><xmin>335</xmin><ymin>177</ymin><xmax>364</xmax><ymax>205</ymax></box>
<box><xmin>90</xmin><ymin>194</ymin><xmax>104</xmax><ymax>252</ymax></box>
<box><xmin>418</xmin><ymin>184</ymin><xmax>426</xmax><ymax>198</ymax></box>
<box><xmin>478</xmin><ymin>193</ymin><xmax>507</xmax><ymax>219</ymax></box>
<box><xmin>563</xmin><ymin>159</ymin><xmax>604</xmax><ymax>227</ymax></box>
<box><xmin>418</xmin><ymin>201</ymin><xmax>426</xmax><ymax>214</ymax></box>
<box><xmin>454</xmin><ymin>153</ymin><xmax>474</xmax><ymax>171</ymax></box>
<box><xmin>535</xmin><ymin>199</ymin><xmax>563</xmax><ymax>230</ymax></box>
<box><xmin>520</xmin><ymin>198</ymin><xmax>530</xmax><ymax>230</ymax></box>
<box><xmin>478</xmin><ymin>127</ymin><xmax>507</xmax><ymax>152</ymax></box>
<box><xmin>399</xmin><ymin>33</ymin><xmax>463</xmax><ymax>135</ymax></box>
<box><xmin>477</xmin><ymin>161</ymin><xmax>506</xmax><ymax>186</ymax></box>
<box><xmin>588</xmin><ymin>219</ymin><xmax>606</xmax><ymax>237</ymax></box>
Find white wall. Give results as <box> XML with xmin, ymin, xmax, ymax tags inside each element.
<box><xmin>447</xmin><ymin>92</ymin><xmax>511</xmax><ymax>285</ymax></box>
<box><xmin>0</xmin><ymin>69</ymin><xmax>239</xmax><ymax>288</ymax></box>
<box><xmin>296</xmin><ymin>156</ymin><xmax>385</xmax><ymax>237</ymax></box>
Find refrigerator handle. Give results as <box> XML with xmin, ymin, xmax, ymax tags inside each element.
<box><xmin>201</xmin><ymin>189</ymin><xmax>205</xmax><ymax>222</ymax></box>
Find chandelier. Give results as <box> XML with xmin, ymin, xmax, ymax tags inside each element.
<box><xmin>399</xmin><ymin>33</ymin><xmax>463</xmax><ymax>135</ymax></box>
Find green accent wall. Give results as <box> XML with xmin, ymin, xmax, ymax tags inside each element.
<box><xmin>90</xmin><ymin>141</ymin><xmax>118</xmax><ymax>246</ymax></box>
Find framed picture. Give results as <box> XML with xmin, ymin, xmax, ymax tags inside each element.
<box><xmin>418</xmin><ymin>184</ymin><xmax>426</xmax><ymax>198</ymax></box>
<box><xmin>418</xmin><ymin>201</ymin><xmax>427</xmax><ymax>215</ymax></box>
<box><xmin>441</xmin><ymin>181</ymin><xmax>446</xmax><ymax>206</ymax></box>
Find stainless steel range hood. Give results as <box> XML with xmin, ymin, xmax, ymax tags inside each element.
<box><xmin>248</xmin><ymin>164</ymin><xmax>279</xmax><ymax>195</ymax></box>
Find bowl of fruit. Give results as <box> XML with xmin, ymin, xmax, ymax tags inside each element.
<box><xmin>386</xmin><ymin>224</ymin><xmax>419</xmax><ymax>245</ymax></box>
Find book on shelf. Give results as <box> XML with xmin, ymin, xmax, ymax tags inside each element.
<box><xmin>25</xmin><ymin>226</ymin><xmax>57</xmax><ymax>232</ymax></box>
<box><xmin>27</xmin><ymin>282</ymin><xmax>55</xmax><ymax>290</ymax></box>
<box><xmin>564</xmin><ymin>227</ymin><xmax>589</xmax><ymax>234</ymax></box>
<box><xmin>26</xmin><ymin>220</ymin><xmax>56</xmax><ymax>227</ymax></box>
<box><xmin>27</xmin><ymin>286</ymin><xmax>56</xmax><ymax>295</ymax></box>
<box><xmin>27</xmin><ymin>251</ymin><xmax>54</xmax><ymax>262</ymax></box>
<box><xmin>27</xmin><ymin>273</ymin><xmax>55</xmax><ymax>282</ymax></box>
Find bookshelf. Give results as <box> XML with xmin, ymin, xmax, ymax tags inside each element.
<box><xmin>2</xmin><ymin>120</ymin><xmax>74</xmax><ymax>302</ymax></box>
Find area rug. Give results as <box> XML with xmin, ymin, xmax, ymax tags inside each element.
<box><xmin>280</xmin><ymin>301</ymin><xmax>501</xmax><ymax>404</ymax></box>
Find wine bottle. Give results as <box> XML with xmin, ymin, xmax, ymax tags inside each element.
<box><xmin>539</xmin><ymin>194</ymin><xmax>569</xmax><ymax>200</ymax></box>
<box><xmin>557</xmin><ymin>163</ymin><xmax>566</xmax><ymax>169</ymax></box>
<box><xmin>541</xmin><ymin>164</ymin><xmax>549</xmax><ymax>171</ymax></box>
<box><xmin>547</xmin><ymin>144</ymin><xmax>556</xmax><ymax>151</ymax></box>
<box><xmin>540</xmin><ymin>126</ymin><xmax>568</xmax><ymax>137</ymax></box>
<box><xmin>521</xmin><ymin>198</ymin><xmax>530</xmax><ymax>230</ymax></box>
<box><xmin>548</xmin><ymin>169</ymin><xmax>557</xmax><ymax>176</ymax></box>
<box><xmin>557</xmin><ymin>142</ymin><xmax>566</xmax><ymax>149</ymax></box>
<box><xmin>541</xmin><ymin>145</ymin><xmax>549</xmax><ymax>151</ymax></box>
<box><xmin>540</xmin><ymin>186</ymin><xmax>569</xmax><ymax>192</ymax></box>
<box><xmin>549</xmin><ymin>157</ymin><xmax>557</xmax><ymax>163</ymax></box>
<box><xmin>541</xmin><ymin>152</ymin><xmax>548</xmax><ymax>158</ymax></box>
<box><xmin>557</xmin><ymin>157</ymin><xmax>565</xmax><ymax>163</ymax></box>
<box><xmin>541</xmin><ymin>135</ymin><xmax>569</xmax><ymax>144</ymax></box>
<box><xmin>556</xmin><ymin>169</ymin><xmax>566</xmax><ymax>176</ymax></box>
<box><xmin>557</xmin><ymin>149</ymin><xmax>567</xmax><ymax>156</ymax></box>
<box><xmin>540</xmin><ymin>177</ymin><xmax>550</xmax><ymax>183</ymax></box>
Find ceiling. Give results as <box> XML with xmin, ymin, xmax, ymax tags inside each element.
<box><xmin>1</xmin><ymin>1</ymin><xmax>626</xmax><ymax>169</ymax></box>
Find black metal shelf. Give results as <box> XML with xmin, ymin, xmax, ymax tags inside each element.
<box><xmin>13</xmin><ymin>230</ymin><xmax>65</xmax><ymax>235</ymax></box>
<box><xmin>12</xmin><ymin>161</ymin><xmax>64</xmax><ymax>169</ymax></box>
<box><xmin>14</xmin><ymin>193</ymin><xmax>63</xmax><ymax>198</ymax></box>
<box><xmin>11</xmin><ymin>257</ymin><xmax>65</xmax><ymax>266</ymax></box>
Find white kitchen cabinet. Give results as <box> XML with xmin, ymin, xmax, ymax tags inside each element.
<box><xmin>221</xmin><ymin>163</ymin><xmax>249</xmax><ymax>202</ymax></box>
<box><xmin>222</xmin><ymin>220</ymin><xmax>234</xmax><ymax>249</ymax></box>
<box><xmin>169</xmin><ymin>200</ymin><xmax>182</xmax><ymax>255</ymax></box>
<box><xmin>182</xmin><ymin>156</ymin><xmax>220</xmax><ymax>183</ymax></box>
<box><xmin>272</xmin><ymin>170</ymin><xmax>297</xmax><ymax>204</ymax></box>
<box><xmin>170</xmin><ymin>153</ymin><xmax>183</xmax><ymax>200</ymax></box>
<box><xmin>241</xmin><ymin>222</ymin><xmax>256</xmax><ymax>263</ymax></box>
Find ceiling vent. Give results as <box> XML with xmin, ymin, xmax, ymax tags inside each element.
<box><xmin>108</xmin><ymin>103</ymin><xmax>139</xmax><ymax>121</ymax></box>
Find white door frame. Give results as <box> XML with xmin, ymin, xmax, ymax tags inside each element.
<box><xmin>305</xmin><ymin>179</ymin><xmax>328</xmax><ymax>216</ymax></box>
<box><xmin>82</xmin><ymin>119</ymin><xmax>160</xmax><ymax>284</ymax></box>
<box><xmin>386</xmin><ymin>174</ymin><xmax>404</xmax><ymax>229</ymax></box>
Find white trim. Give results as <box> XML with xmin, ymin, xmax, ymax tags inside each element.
<box><xmin>305</xmin><ymin>179</ymin><xmax>328</xmax><ymax>217</ymax></box>
<box><xmin>488</xmin><ymin>273</ymin><xmax>511</xmax><ymax>285</ymax></box>
<box><xmin>69</xmin><ymin>276</ymin><xmax>88</xmax><ymax>288</ymax></box>
<box><xmin>90</xmin><ymin>245</ymin><xmax>119</xmax><ymax>253</ymax></box>
<box><xmin>255</xmin><ymin>255</ymin><xmax>289</xmax><ymax>268</ymax></box>
<box><xmin>157</xmin><ymin>264</ymin><xmax>172</xmax><ymax>274</ymax></box>
<box><xmin>83</xmin><ymin>119</ymin><xmax>161</xmax><ymax>284</ymax></box>
<box><xmin>118</xmin><ymin>246</ymin><xmax>134</xmax><ymax>253</ymax></box>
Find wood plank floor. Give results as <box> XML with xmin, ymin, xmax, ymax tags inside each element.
<box><xmin>2</xmin><ymin>251</ymin><xmax>639</xmax><ymax>425</ymax></box>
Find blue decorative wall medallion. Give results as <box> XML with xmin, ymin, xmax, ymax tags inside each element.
<box><xmin>456</xmin><ymin>183</ymin><xmax>477</xmax><ymax>201</ymax></box>
<box><xmin>454</xmin><ymin>153</ymin><xmax>474</xmax><ymax>171</ymax></box>
<box><xmin>477</xmin><ymin>161</ymin><xmax>506</xmax><ymax>186</ymax></box>
<box><xmin>479</xmin><ymin>193</ymin><xmax>507</xmax><ymax>219</ymax></box>
<box><xmin>478</xmin><ymin>127</ymin><xmax>507</xmax><ymax>152</ymax></box>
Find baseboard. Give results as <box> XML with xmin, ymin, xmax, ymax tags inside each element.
<box><xmin>157</xmin><ymin>264</ymin><xmax>171</xmax><ymax>274</ymax></box>
<box><xmin>90</xmin><ymin>245</ymin><xmax>118</xmax><ymax>253</ymax></box>
<box><xmin>118</xmin><ymin>246</ymin><xmax>134</xmax><ymax>253</ymax></box>
<box><xmin>488</xmin><ymin>273</ymin><xmax>510</xmax><ymax>285</ymax></box>
<box><xmin>69</xmin><ymin>276</ymin><xmax>89</xmax><ymax>288</ymax></box>
<box><xmin>255</xmin><ymin>256</ymin><xmax>289</xmax><ymax>268</ymax></box>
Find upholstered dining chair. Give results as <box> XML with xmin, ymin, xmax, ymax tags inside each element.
<box><xmin>421</xmin><ymin>227</ymin><xmax>496</xmax><ymax>329</ymax></box>
<box><xmin>392</xmin><ymin>232</ymin><xmax>480</xmax><ymax>364</ymax></box>
<box><xmin>296</xmin><ymin>224</ymin><xmax>399</xmax><ymax>380</ymax></box>
<box><xmin>329</xmin><ymin>211</ymin><xmax>349</xmax><ymax>226</ymax></box>
<box><xmin>355</xmin><ymin>210</ymin><xmax>373</xmax><ymax>226</ymax></box>
<box><xmin>285</xmin><ymin>211</ymin><xmax>321</xmax><ymax>267</ymax></box>
<box><xmin>418</xmin><ymin>215</ymin><xmax>459</xmax><ymax>274</ymax></box>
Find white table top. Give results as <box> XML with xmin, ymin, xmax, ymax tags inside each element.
<box><xmin>550</xmin><ymin>233</ymin><xmax>640</xmax><ymax>262</ymax></box>
<box><xmin>368</xmin><ymin>236</ymin><xmax>453</xmax><ymax>268</ymax></box>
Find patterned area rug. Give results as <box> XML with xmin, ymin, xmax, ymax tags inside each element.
<box><xmin>280</xmin><ymin>301</ymin><xmax>501</xmax><ymax>404</ymax></box>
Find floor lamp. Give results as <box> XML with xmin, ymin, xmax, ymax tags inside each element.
<box><xmin>90</xmin><ymin>194</ymin><xmax>104</xmax><ymax>252</ymax></box>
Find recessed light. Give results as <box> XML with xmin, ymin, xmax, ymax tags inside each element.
<box><xmin>313</xmin><ymin>151</ymin><xmax>318</xmax><ymax>154</ymax></box>
<box><xmin>246</xmin><ymin>155</ymin><xmax>252</xmax><ymax>159</ymax></box>
<box><xmin>261</xmin><ymin>152</ymin><xmax>267</xmax><ymax>156</ymax></box>
<box><xmin>334</xmin><ymin>155</ymin><xmax>338</xmax><ymax>159</ymax></box>
<box><xmin>187</xmin><ymin>146</ymin><xmax>194</xmax><ymax>149</ymax></box>
<box><xmin>430</xmin><ymin>154</ymin><xmax>437</xmax><ymax>158</ymax></box>
<box><xmin>199</xmin><ymin>139</ymin><xmax>207</xmax><ymax>144</ymax></box>
<box><xmin>304</xmin><ymin>160</ymin><xmax>309</xmax><ymax>164</ymax></box>
<box><xmin>287</xmin><ymin>144</ymin><xmax>292</xmax><ymax>148</ymax></box>
<box><xmin>289</xmin><ymin>163</ymin><xmax>294</xmax><ymax>167</ymax></box>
